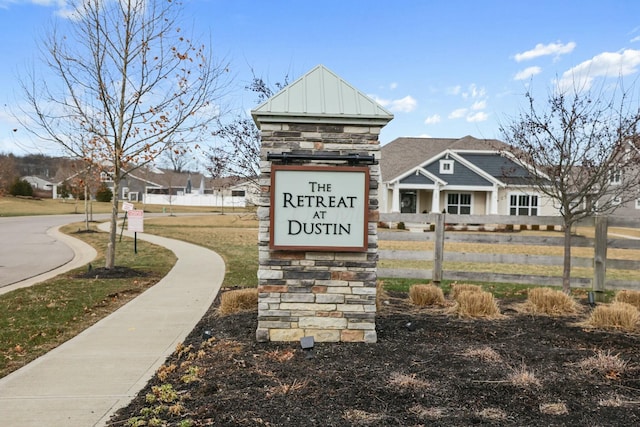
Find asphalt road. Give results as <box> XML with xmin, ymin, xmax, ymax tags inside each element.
<box><xmin>0</xmin><ymin>215</ymin><xmax>105</xmax><ymax>289</ymax></box>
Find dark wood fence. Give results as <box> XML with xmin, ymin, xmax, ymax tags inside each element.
<box><xmin>378</xmin><ymin>213</ymin><xmax>640</xmax><ymax>291</ymax></box>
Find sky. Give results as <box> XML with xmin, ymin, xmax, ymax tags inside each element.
<box><xmin>2</xmin><ymin>0</ymin><xmax>640</xmax><ymax>157</ymax></box>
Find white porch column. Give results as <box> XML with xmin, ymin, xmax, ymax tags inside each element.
<box><xmin>490</xmin><ymin>186</ymin><xmax>499</xmax><ymax>214</ymax></box>
<box><xmin>391</xmin><ymin>183</ymin><xmax>400</xmax><ymax>212</ymax></box>
<box><xmin>431</xmin><ymin>184</ymin><xmax>440</xmax><ymax>213</ymax></box>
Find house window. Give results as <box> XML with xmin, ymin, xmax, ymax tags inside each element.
<box><xmin>231</xmin><ymin>190</ymin><xmax>245</xmax><ymax>197</ymax></box>
<box><xmin>609</xmin><ymin>169</ymin><xmax>621</xmax><ymax>185</ymax></box>
<box><xmin>122</xmin><ymin>187</ymin><xmax>129</xmax><ymax>199</ymax></box>
<box><xmin>510</xmin><ymin>194</ymin><xmax>538</xmax><ymax>216</ymax></box>
<box><xmin>100</xmin><ymin>171</ymin><xmax>113</xmax><ymax>182</ymax></box>
<box><xmin>612</xmin><ymin>196</ymin><xmax>621</xmax><ymax>205</ymax></box>
<box><xmin>636</xmin><ymin>198</ymin><xmax>640</xmax><ymax>209</ymax></box>
<box><xmin>129</xmin><ymin>192</ymin><xmax>139</xmax><ymax>202</ymax></box>
<box><xmin>439</xmin><ymin>159</ymin><xmax>454</xmax><ymax>174</ymax></box>
<box><xmin>447</xmin><ymin>193</ymin><xmax>471</xmax><ymax>214</ymax></box>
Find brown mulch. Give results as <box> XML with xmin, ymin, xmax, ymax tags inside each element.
<box><xmin>107</xmin><ymin>292</ymin><xmax>640</xmax><ymax>427</ymax></box>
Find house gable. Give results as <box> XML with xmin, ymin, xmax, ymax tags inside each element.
<box><xmin>457</xmin><ymin>152</ymin><xmax>537</xmax><ymax>185</ymax></box>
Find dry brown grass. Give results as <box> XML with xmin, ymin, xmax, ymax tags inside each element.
<box><xmin>539</xmin><ymin>402</ymin><xmax>568</xmax><ymax>415</ymax></box>
<box><xmin>460</xmin><ymin>346</ymin><xmax>503</xmax><ymax>363</ymax></box>
<box><xmin>585</xmin><ymin>302</ymin><xmax>639</xmax><ymax>332</ymax></box>
<box><xmin>376</xmin><ymin>281</ymin><xmax>389</xmax><ymax>311</ymax></box>
<box><xmin>408</xmin><ymin>405</ymin><xmax>446</xmax><ymax>420</ymax></box>
<box><xmin>523</xmin><ymin>287</ymin><xmax>579</xmax><ymax>316</ymax></box>
<box><xmin>342</xmin><ymin>409</ymin><xmax>386</xmax><ymax>424</ymax></box>
<box><xmin>409</xmin><ymin>284</ymin><xmax>445</xmax><ymax>306</ymax></box>
<box><xmin>218</xmin><ymin>288</ymin><xmax>259</xmax><ymax>315</ymax></box>
<box><xmin>449</xmin><ymin>290</ymin><xmax>502</xmax><ymax>318</ymax></box>
<box><xmin>476</xmin><ymin>408</ymin><xmax>507</xmax><ymax>421</ymax></box>
<box><xmin>507</xmin><ymin>364</ymin><xmax>541</xmax><ymax>388</ymax></box>
<box><xmin>576</xmin><ymin>350</ymin><xmax>628</xmax><ymax>378</ymax></box>
<box><xmin>387</xmin><ymin>372</ymin><xmax>431</xmax><ymax>391</ymax></box>
<box><xmin>450</xmin><ymin>283</ymin><xmax>483</xmax><ymax>300</ymax></box>
<box><xmin>614</xmin><ymin>290</ymin><xmax>640</xmax><ymax>310</ymax></box>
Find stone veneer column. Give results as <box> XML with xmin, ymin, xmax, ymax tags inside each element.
<box><xmin>255</xmin><ymin>123</ymin><xmax>382</xmax><ymax>343</ymax></box>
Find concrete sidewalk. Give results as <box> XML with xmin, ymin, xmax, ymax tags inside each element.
<box><xmin>0</xmin><ymin>225</ymin><xmax>225</xmax><ymax>426</ymax></box>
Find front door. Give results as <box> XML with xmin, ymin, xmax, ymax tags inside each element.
<box><xmin>400</xmin><ymin>190</ymin><xmax>417</xmax><ymax>213</ymax></box>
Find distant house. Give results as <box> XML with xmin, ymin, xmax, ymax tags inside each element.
<box><xmin>104</xmin><ymin>166</ymin><xmax>258</xmax><ymax>207</ymax></box>
<box><xmin>21</xmin><ymin>176</ymin><xmax>56</xmax><ymax>194</ymax></box>
<box><xmin>380</xmin><ymin>135</ymin><xmax>557</xmax><ymax>216</ymax></box>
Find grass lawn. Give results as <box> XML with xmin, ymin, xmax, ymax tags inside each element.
<box><xmin>0</xmin><ymin>222</ymin><xmax>176</xmax><ymax>378</ymax></box>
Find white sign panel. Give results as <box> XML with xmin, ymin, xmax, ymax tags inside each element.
<box><xmin>270</xmin><ymin>165</ymin><xmax>369</xmax><ymax>251</ymax></box>
<box><xmin>127</xmin><ymin>209</ymin><xmax>144</xmax><ymax>233</ymax></box>
<box><xmin>122</xmin><ymin>201</ymin><xmax>134</xmax><ymax>212</ymax></box>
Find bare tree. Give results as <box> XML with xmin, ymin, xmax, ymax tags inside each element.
<box><xmin>0</xmin><ymin>154</ymin><xmax>19</xmax><ymax>195</ymax></box>
<box><xmin>19</xmin><ymin>0</ymin><xmax>230</xmax><ymax>268</ymax></box>
<box><xmin>501</xmin><ymin>83</ymin><xmax>640</xmax><ymax>293</ymax></box>
<box><xmin>206</xmin><ymin>74</ymin><xmax>288</xmax><ymax>184</ymax></box>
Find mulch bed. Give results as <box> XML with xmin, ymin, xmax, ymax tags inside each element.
<box><xmin>107</xmin><ymin>292</ymin><xmax>640</xmax><ymax>426</ymax></box>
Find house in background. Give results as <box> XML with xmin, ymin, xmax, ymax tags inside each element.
<box><xmin>380</xmin><ymin>135</ymin><xmax>557</xmax><ymax>216</ymax></box>
<box><xmin>108</xmin><ymin>166</ymin><xmax>258</xmax><ymax>207</ymax></box>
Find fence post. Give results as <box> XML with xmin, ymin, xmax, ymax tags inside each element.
<box><xmin>433</xmin><ymin>213</ymin><xmax>445</xmax><ymax>285</ymax></box>
<box><xmin>593</xmin><ymin>215</ymin><xmax>607</xmax><ymax>301</ymax></box>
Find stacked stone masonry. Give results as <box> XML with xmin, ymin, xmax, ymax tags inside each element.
<box><xmin>256</xmin><ymin>123</ymin><xmax>382</xmax><ymax>343</ymax></box>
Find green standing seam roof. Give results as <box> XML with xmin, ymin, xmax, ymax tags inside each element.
<box><xmin>251</xmin><ymin>64</ymin><xmax>394</xmax><ymax>126</ymax></box>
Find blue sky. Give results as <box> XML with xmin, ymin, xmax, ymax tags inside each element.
<box><xmin>2</xmin><ymin>0</ymin><xmax>640</xmax><ymax>155</ymax></box>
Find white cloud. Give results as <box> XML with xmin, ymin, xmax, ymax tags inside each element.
<box><xmin>448</xmin><ymin>108</ymin><xmax>467</xmax><ymax>119</ymax></box>
<box><xmin>389</xmin><ymin>82</ymin><xmax>398</xmax><ymax>90</ymax></box>
<box><xmin>373</xmin><ymin>95</ymin><xmax>417</xmax><ymax>113</ymax></box>
<box><xmin>514</xmin><ymin>66</ymin><xmax>542</xmax><ymax>81</ymax></box>
<box><xmin>447</xmin><ymin>85</ymin><xmax>462</xmax><ymax>95</ymax></box>
<box><xmin>467</xmin><ymin>111</ymin><xmax>489</xmax><ymax>122</ymax></box>
<box><xmin>424</xmin><ymin>114</ymin><xmax>441</xmax><ymax>125</ymax></box>
<box><xmin>471</xmin><ymin>100</ymin><xmax>486</xmax><ymax>110</ymax></box>
<box><xmin>632</xmin><ymin>36</ymin><xmax>640</xmax><ymax>43</ymax></box>
<box><xmin>557</xmin><ymin>49</ymin><xmax>640</xmax><ymax>91</ymax></box>
<box><xmin>390</xmin><ymin>95</ymin><xmax>417</xmax><ymax>112</ymax></box>
<box><xmin>514</xmin><ymin>41</ymin><xmax>576</xmax><ymax>62</ymax></box>
<box><xmin>462</xmin><ymin>84</ymin><xmax>486</xmax><ymax>99</ymax></box>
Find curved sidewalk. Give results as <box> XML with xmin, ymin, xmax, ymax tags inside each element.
<box><xmin>0</xmin><ymin>225</ymin><xmax>225</xmax><ymax>427</ymax></box>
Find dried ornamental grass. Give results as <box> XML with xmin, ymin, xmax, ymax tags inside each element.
<box><xmin>409</xmin><ymin>284</ymin><xmax>445</xmax><ymax>306</ymax></box>
<box><xmin>614</xmin><ymin>290</ymin><xmax>640</xmax><ymax>309</ymax></box>
<box><xmin>218</xmin><ymin>288</ymin><xmax>258</xmax><ymax>315</ymax></box>
<box><xmin>586</xmin><ymin>302</ymin><xmax>639</xmax><ymax>332</ymax></box>
<box><xmin>576</xmin><ymin>350</ymin><xmax>628</xmax><ymax>377</ymax></box>
<box><xmin>451</xmin><ymin>283</ymin><xmax>483</xmax><ymax>300</ymax></box>
<box><xmin>507</xmin><ymin>364</ymin><xmax>541</xmax><ymax>388</ymax></box>
<box><xmin>376</xmin><ymin>281</ymin><xmax>389</xmax><ymax>311</ymax></box>
<box><xmin>525</xmin><ymin>287</ymin><xmax>579</xmax><ymax>316</ymax></box>
<box><xmin>450</xmin><ymin>290</ymin><xmax>501</xmax><ymax>318</ymax></box>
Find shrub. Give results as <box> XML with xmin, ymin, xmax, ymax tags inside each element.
<box><xmin>531</xmin><ymin>224</ymin><xmax>540</xmax><ymax>231</ymax></box>
<box><xmin>409</xmin><ymin>284</ymin><xmax>445</xmax><ymax>306</ymax></box>
<box><xmin>397</xmin><ymin>221</ymin><xmax>405</xmax><ymax>230</ymax></box>
<box><xmin>546</xmin><ymin>225</ymin><xmax>556</xmax><ymax>232</ymax></box>
<box><xmin>525</xmin><ymin>287</ymin><xmax>578</xmax><ymax>316</ymax></box>
<box><xmin>96</xmin><ymin>184</ymin><xmax>113</xmax><ymax>202</ymax></box>
<box><xmin>450</xmin><ymin>290</ymin><xmax>501</xmax><ymax>318</ymax></box>
<box><xmin>450</xmin><ymin>283</ymin><xmax>482</xmax><ymax>300</ymax></box>
<box><xmin>9</xmin><ymin>178</ymin><xmax>33</xmax><ymax>197</ymax></box>
<box><xmin>586</xmin><ymin>302</ymin><xmax>639</xmax><ymax>332</ymax></box>
<box><xmin>614</xmin><ymin>290</ymin><xmax>640</xmax><ymax>310</ymax></box>
<box><xmin>218</xmin><ymin>288</ymin><xmax>258</xmax><ymax>315</ymax></box>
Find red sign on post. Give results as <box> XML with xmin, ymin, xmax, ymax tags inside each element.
<box><xmin>127</xmin><ymin>209</ymin><xmax>144</xmax><ymax>233</ymax></box>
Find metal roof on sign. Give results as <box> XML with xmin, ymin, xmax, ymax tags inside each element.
<box><xmin>251</xmin><ymin>64</ymin><xmax>394</xmax><ymax>126</ymax></box>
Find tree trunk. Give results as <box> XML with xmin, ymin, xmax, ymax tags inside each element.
<box><xmin>106</xmin><ymin>179</ymin><xmax>119</xmax><ymax>269</ymax></box>
<box><xmin>84</xmin><ymin>184</ymin><xmax>89</xmax><ymax>231</ymax></box>
<box><xmin>562</xmin><ymin>223</ymin><xmax>573</xmax><ymax>294</ymax></box>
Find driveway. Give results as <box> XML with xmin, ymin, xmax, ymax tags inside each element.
<box><xmin>0</xmin><ymin>215</ymin><xmax>105</xmax><ymax>293</ymax></box>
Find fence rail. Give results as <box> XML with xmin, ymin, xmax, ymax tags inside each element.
<box><xmin>378</xmin><ymin>213</ymin><xmax>640</xmax><ymax>290</ymax></box>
